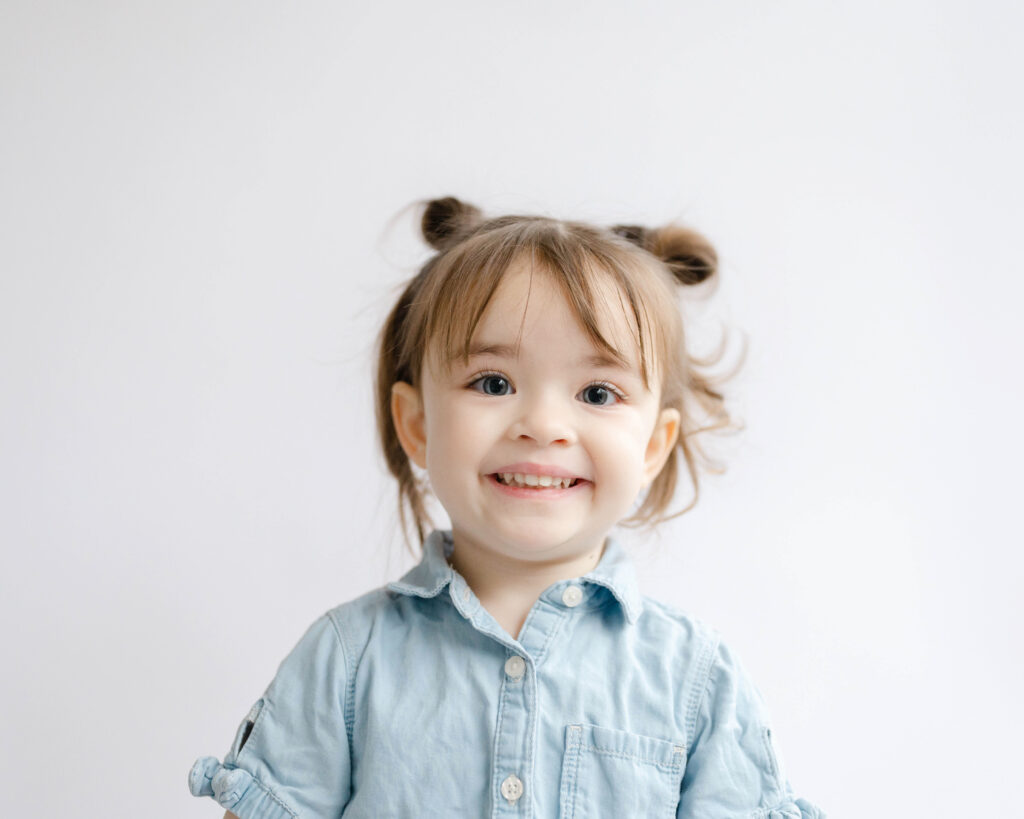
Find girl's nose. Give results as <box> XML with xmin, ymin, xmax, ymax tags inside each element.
<box><xmin>508</xmin><ymin>395</ymin><xmax>576</xmax><ymax>447</ymax></box>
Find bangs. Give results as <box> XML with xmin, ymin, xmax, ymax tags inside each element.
<box><xmin>411</xmin><ymin>220</ymin><xmax>673</xmax><ymax>390</ymax></box>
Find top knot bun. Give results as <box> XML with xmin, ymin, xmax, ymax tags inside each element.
<box><xmin>421</xmin><ymin>197</ymin><xmax>483</xmax><ymax>251</ymax></box>
<box><xmin>611</xmin><ymin>223</ymin><xmax>717</xmax><ymax>286</ymax></box>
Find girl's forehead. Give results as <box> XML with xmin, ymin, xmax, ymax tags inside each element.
<box><xmin>431</xmin><ymin>260</ymin><xmax>649</xmax><ymax>378</ymax></box>
<box><xmin>478</xmin><ymin>264</ymin><xmax>636</xmax><ymax>347</ymax></box>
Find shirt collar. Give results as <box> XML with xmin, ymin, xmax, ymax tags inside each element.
<box><xmin>386</xmin><ymin>530</ymin><xmax>644</xmax><ymax>624</ymax></box>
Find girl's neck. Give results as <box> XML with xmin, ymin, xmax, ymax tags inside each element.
<box><xmin>447</xmin><ymin>534</ymin><xmax>606</xmax><ymax>640</ymax></box>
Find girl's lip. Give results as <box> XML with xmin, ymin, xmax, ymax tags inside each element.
<box><xmin>488</xmin><ymin>462</ymin><xmax>583</xmax><ymax>480</ymax></box>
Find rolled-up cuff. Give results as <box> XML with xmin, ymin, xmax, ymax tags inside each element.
<box><xmin>760</xmin><ymin>797</ymin><xmax>827</xmax><ymax>819</ymax></box>
<box><xmin>188</xmin><ymin>756</ymin><xmax>297</xmax><ymax>819</ymax></box>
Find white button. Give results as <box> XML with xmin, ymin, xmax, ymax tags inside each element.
<box><xmin>562</xmin><ymin>585</ymin><xmax>583</xmax><ymax>607</ymax></box>
<box><xmin>500</xmin><ymin>773</ymin><xmax>524</xmax><ymax>805</ymax></box>
<box><xmin>462</xmin><ymin>587</ymin><xmax>471</xmax><ymax>601</ymax></box>
<box><xmin>504</xmin><ymin>655</ymin><xmax>526</xmax><ymax>680</ymax></box>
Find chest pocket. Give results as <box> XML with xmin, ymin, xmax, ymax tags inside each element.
<box><xmin>559</xmin><ymin>723</ymin><xmax>685</xmax><ymax>818</ymax></box>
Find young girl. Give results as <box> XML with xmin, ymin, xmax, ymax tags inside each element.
<box><xmin>189</xmin><ymin>198</ymin><xmax>824</xmax><ymax>818</ymax></box>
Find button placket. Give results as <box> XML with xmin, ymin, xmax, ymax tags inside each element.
<box><xmin>491</xmin><ymin>590</ymin><xmax>567</xmax><ymax>816</ymax></box>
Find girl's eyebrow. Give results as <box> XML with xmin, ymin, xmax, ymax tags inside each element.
<box><xmin>467</xmin><ymin>342</ymin><xmax>519</xmax><ymax>359</ymax></box>
<box><xmin>468</xmin><ymin>342</ymin><xmax>635</xmax><ymax>373</ymax></box>
<box><xmin>584</xmin><ymin>352</ymin><xmax>632</xmax><ymax>371</ymax></box>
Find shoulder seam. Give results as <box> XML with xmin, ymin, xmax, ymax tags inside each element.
<box><xmin>325</xmin><ymin>607</ymin><xmax>356</xmax><ymax>758</ymax></box>
<box><xmin>685</xmin><ymin>630</ymin><xmax>721</xmax><ymax>754</ymax></box>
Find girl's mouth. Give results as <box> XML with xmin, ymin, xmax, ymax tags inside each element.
<box><xmin>490</xmin><ymin>473</ymin><xmax>584</xmax><ymax>490</ymax></box>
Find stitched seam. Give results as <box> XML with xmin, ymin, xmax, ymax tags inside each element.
<box><xmin>327</xmin><ymin>607</ymin><xmax>357</xmax><ymax>754</ymax></box>
<box><xmin>685</xmin><ymin>631</ymin><xmax>720</xmax><ymax>754</ymax></box>
<box><xmin>387</xmin><ymin>580</ymin><xmax>448</xmax><ymax>599</ymax></box>
<box><xmin>250</xmin><ymin>775</ymin><xmax>298</xmax><ymax>819</ymax></box>
<box><xmin>578</xmin><ymin>744</ymin><xmax>683</xmax><ymax>771</ymax></box>
<box><xmin>533</xmin><ymin>604</ymin><xmax>567</xmax><ymax>666</ymax></box>
<box><xmin>517</xmin><ymin>603</ymin><xmax>542</xmax><ymax>641</ymax></box>
<box><xmin>491</xmin><ymin>661</ymin><xmax>509</xmax><ymax>817</ymax></box>
<box><xmin>569</xmin><ymin>734</ymin><xmax>580</xmax><ymax>819</ymax></box>
<box><xmin>524</xmin><ymin>665</ymin><xmax>535</xmax><ymax>819</ymax></box>
<box><xmin>220</xmin><ymin>763</ymin><xmax>299</xmax><ymax>819</ymax></box>
<box><xmin>667</xmin><ymin>758</ymin><xmax>687</xmax><ymax>817</ymax></box>
<box><xmin>566</xmin><ymin>727</ymin><xmax>582</xmax><ymax>819</ymax></box>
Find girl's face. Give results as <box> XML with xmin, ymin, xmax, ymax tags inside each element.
<box><xmin>392</xmin><ymin>260</ymin><xmax>680</xmax><ymax>566</ymax></box>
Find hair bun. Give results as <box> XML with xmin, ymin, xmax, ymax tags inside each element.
<box><xmin>421</xmin><ymin>197</ymin><xmax>483</xmax><ymax>251</ymax></box>
<box><xmin>612</xmin><ymin>223</ymin><xmax>717</xmax><ymax>286</ymax></box>
<box><xmin>648</xmin><ymin>225</ymin><xmax>717</xmax><ymax>285</ymax></box>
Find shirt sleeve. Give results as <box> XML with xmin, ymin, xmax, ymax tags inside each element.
<box><xmin>188</xmin><ymin>613</ymin><xmax>352</xmax><ymax>819</ymax></box>
<box><xmin>678</xmin><ymin>637</ymin><xmax>825</xmax><ymax>819</ymax></box>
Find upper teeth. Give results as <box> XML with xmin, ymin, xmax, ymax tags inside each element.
<box><xmin>498</xmin><ymin>473</ymin><xmax>574</xmax><ymax>489</ymax></box>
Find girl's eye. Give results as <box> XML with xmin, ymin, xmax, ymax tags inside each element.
<box><xmin>470</xmin><ymin>374</ymin><xmax>513</xmax><ymax>396</ymax></box>
<box><xmin>578</xmin><ymin>383</ymin><xmax>622</xmax><ymax>406</ymax></box>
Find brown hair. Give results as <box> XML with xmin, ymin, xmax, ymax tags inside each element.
<box><xmin>376</xmin><ymin>197</ymin><xmax>738</xmax><ymax>550</ymax></box>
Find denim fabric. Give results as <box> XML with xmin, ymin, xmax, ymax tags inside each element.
<box><xmin>189</xmin><ymin>530</ymin><xmax>824</xmax><ymax>818</ymax></box>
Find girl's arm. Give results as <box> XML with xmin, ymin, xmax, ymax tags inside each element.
<box><xmin>188</xmin><ymin>613</ymin><xmax>352</xmax><ymax>817</ymax></box>
<box><xmin>680</xmin><ymin>639</ymin><xmax>823</xmax><ymax>817</ymax></box>
<box><xmin>224</xmin><ymin>813</ymin><xmax>238</xmax><ymax>819</ymax></box>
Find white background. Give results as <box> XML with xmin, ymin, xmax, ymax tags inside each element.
<box><xmin>2</xmin><ymin>1</ymin><xmax>1021</xmax><ymax>816</ymax></box>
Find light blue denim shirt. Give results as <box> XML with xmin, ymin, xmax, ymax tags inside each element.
<box><xmin>190</xmin><ymin>531</ymin><xmax>823</xmax><ymax>818</ymax></box>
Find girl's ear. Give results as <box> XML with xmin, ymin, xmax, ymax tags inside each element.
<box><xmin>643</xmin><ymin>408</ymin><xmax>681</xmax><ymax>485</ymax></box>
<box><xmin>391</xmin><ymin>382</ymin><xmax>428</xmax><ymax>469</ymax></box>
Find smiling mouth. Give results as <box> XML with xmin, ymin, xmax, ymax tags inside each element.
<box><xmin>492</xmin><ymin>472</ymin><xmax>582</xmax><ymax>490</ymax></box>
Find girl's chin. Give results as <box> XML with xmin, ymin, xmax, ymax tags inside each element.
<box><xmin>452</xmin><ymin>525</ymin><xmax>604</xmax><ymax>562</ymax></box>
